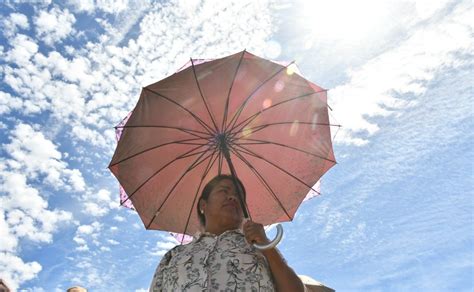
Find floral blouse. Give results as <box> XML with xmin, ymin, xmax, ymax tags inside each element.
<box><xmin>149</xmin><ymin>229</ymin><xmax>275</xmax><ymax>291</ymax></box>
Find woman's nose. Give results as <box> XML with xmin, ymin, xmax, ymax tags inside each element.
<box><xmin>227</xmin><ymin>193</ymin><xmax>238</xmax><ymax>201</ymax></box>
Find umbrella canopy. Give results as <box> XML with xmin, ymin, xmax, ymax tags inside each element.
<box><xmin>109</xmin><ymin>50</ymin><xmax>337</xmax><ymax>236</ymax></box>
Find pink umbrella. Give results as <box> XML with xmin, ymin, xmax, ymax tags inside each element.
<box><xmin>109</xmin><ymin>50</ymin><xmax>337</xmax><ymax>247</ymax></box>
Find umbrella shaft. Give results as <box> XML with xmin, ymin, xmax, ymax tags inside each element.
<box><xmin>221</xmin><ymin>147</ymin><xmax>250</xmax><ymax>219</ymax></box>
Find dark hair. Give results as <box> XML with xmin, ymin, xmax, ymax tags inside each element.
<box><xmin>197</xmin><ymin>174</ymin><xmax>246</xmax><ymax>226</ymax></box>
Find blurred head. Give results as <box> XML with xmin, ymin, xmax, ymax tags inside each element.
<box><xmin>66</xmin><ymin>286</ymin><xmax>87</xmax><ymax>292</ymax></box>
<box><xmin>197</xmin><ymin>174</ymin><xmax>246</xmax><ymax>233</ymax></box>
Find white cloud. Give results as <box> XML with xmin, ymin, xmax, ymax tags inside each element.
<box><xmin>3</xmin><ymin>0</ymin><xmax>275</xmax><ymax>154</ymax></box>
<box><xmin>113</xmin><ymin>215</ymin><xmax>125</xmax><ymax>222</ymax></box>
<box><xmin>0</xmin><ymin>170</ymin><xmax>74</xmax><ymax>245</ymax></box>
<box><xmin>413</xmin><ymin>0</ymin><xmax>452</xmax><ymax>22</ymax></box>
<box><xmin>73</xmin><ymin>221</ymin><xmax>102</xmax><ymax>251</ymax></box>
<box><xmin>149</xmin><ymin>236</ymin><xmax>178</xmax><ymax>256</ymax></box>
<box><xmin>0</xmin><ymin>91</ymin><xmax>23</xmax><ymax>115</ymax></box>
<box><xmin>68</xmin><ymin>0</ymin><xmax>129</xmax><ymax>14</ymax></box>
<box><xmin>34</xmin><ymin>7</ymin><xmax>76</xmax><ymax>46</ymax></box>
<box><xmin>4</xmin><ymin>34</ymin><xmax>38</xmax><ymax>67</ymax></box>
<box><xmin>0</xmin><ymin>202</ymin><xmax>67</xmax><ymax>290</ymax></box>
<box><xmin>67</xmin><ymin>0</ymin><xmax>95</xmax><ymax>13</ymax></box>
<box><xmin>0</xmin><ymin>210</ymin><xmax>18</xmax><ymax>252</ymax></box>
<box><xmin>96</xmin><ymin>188</ymin><xmax>112</xmax><ymax>202</ymax></box>
<box><xmin>107</xmin><ymin>239</ymin><xmax>119</xmax><ymax>245</ymax></box>
<box><xmin>1</xmin><ymin>12</ymin><xmax>29</xmax><ymax>38</ymax></box>
<box><xmin>94</xmin><ymin>0</ymin><xmax>150</xmax><ymax>45</ymax></box>
<box><xmin>10</xmin><ymin>13</ymin><xmax>29</xmax><ymax>29</ymax></box>
<box><xmin>80</xmin><ymin>188</ymin><xmax>118</xmax><ymax>217</ymax></box>
<box><xmin>0</xmin><ymin>253</ymin><xmax>42</xmax><ymax>292</ymax></box>
<box><xmin>0</xmin><ymin>123</ymin><xmax>83</xmax><ymax>290</ymax></box>
<box><xmin>99</xmin><ymin>246</ymin><xmax>111</xmax><ymax>252</ymax></box>
<box><xmin>3</xmin><ymin>124</ymin><xmax>85</xmax><ymax>191</ymax></box>
<box><xmin>83</xmin><ymin>202</ymin><xmax>108</xmax><ymax>217</ymax></box>
<box><xmin>75</xmin><ymin>244</ymin><xmax>89</xmax><ymax>252</ymax></box>
<box><xmin>77</xmin><ymin>223</ymin><xmax>98</xmax><ymax>235</ymax></box>
<box><xmin>0</xmin><ymin>172</ymin><xmax>73</xmax><ymax>246</ymax></box>
<box><xmin>330</xmin><ymin>1</ymin><xmax>473</xmax><ymax>145</ymax></box>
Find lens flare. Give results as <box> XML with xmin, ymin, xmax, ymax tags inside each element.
<box><xmin>242</xmin><ymin>126</ymin><xmax>252</xmax><ymax>138</ymax></box>
<box><xmin>286</xmin><ymin>64</ymin><xmax>297</xmax><ymax>75</ymax></box>
<box><xmin>290</xmin><ymin>120</ymin><xmax>299</xmax><ymax>137</ymax></box>
<box><xmin>263</xmin><ymin>98</ymin><xmax>272</xmax><ymax>109</ymax></box>
<box><xmin>274</xmin><ymin>80</ymin><xmax>285</xmax><ymax>92</ymax></box>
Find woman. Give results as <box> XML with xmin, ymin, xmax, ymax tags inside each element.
<box><xmin>149</xmin><ymin>174</ymin><xmax>305</xmax><ymax>291</ymax></box>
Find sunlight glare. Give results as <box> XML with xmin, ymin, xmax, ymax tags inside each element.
<box><xmin>302</xmin><ymin>0</ymin><xmax>389</xmax><ymax>42</ymax></box>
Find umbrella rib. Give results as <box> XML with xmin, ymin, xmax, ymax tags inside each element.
<box><xmin>229</xmin><ymin>147</ymin><xmax>292</xmax><ymax>220</ymax></box>
<box><xmin>144</xmin><ymin>87</ymin><xmax>215</xmax><ymax>134</ymax></box>
<box><xmin>181</xmin><ymin>148</ymin><xmax>220</xmax><ymax>239</ymax></box>
<box><xmin>121</xmin><ymin>142</ymin><xmax>212</xmax><ymax>207</ymax></box>
<box><xmin>233</xmin><ymin>144</ymin><xmax>322</xmax><ymax>194</ymax></box>
<box><xmin>109</xmin><ymin>137</ymin><xmax>209</xmax><ymax>167</ymax></box>
<box><xmin>116</xmin><ymin>125</ymin><xmax>211</xmax><ymax>139</ymax></box>
<box><xmin>218</xmin><ymin>149</ymin><xmax>223</xmax><ymax>175</ymax></box>
<box><xmin>221</xmin><ymin>50</ymin><xmax>246</xmax><ymax>131</ymax></box>
<box><xmin>225</xmin><ymin>61</ymin><xmax>295</xmax><ymax>133</ymax></box>
<box><xmin>228</xmin><ymin>90</ymin><xmax>328</xmax><ymax>135</ymax></box>
<box><xmin>232</xmin><ymin>122</ymin><xmax>341</xmax><ymax>139</ymax></box>
<box><xmin>234</xmin><ymin>138</ymin><xmax>336</xmax><ymax>164</ymax></box>
<box><xmin>146</xmin><ymin>145</ymin><xmax>217</xmax><ymax>229</ymax></box>
<box><xmin>180</xmin><ymin>149</ymin><xmax>214</xmax><ymax>159</ymax></box>
<box><xmin>191</xmin><ymin>58</ymin><xmax>219</xmax><ymax>132</ymax></box>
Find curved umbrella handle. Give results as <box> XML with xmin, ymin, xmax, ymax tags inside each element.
<box><xmin>253</xmin><ymin>224</ymin><xmax>284</xmax><ymax>250</ymax></box>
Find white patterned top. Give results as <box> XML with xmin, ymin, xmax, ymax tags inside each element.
<box><xmin>149</xmin><ymin>229</ymin><xmax>275</xmax><ymax>291</ymax></box>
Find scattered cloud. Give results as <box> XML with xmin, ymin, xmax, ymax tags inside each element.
<box><xmin>8</xmin><ymin>0</ymin><xmax>471</xmax><ymax>291</ymax></box>
<box><xmin>73</xmin><ymin>221</ymin><xmax>102</xmax><ymax>251</ymax></box>
<box><xmin>149</xmin><ymin>236</ymin><xmax>178</xmax><ymax>256</ymax></box>
<box><xmin>329</xmin><ymin>1</ymin><xmax>472</xmax><ymax>145</ymax></box>
<box><xmin>1</xmin><ymin>12</ymin><xmax>29</xmax><ymax>38</ymax></box>
<box><xmin>107</xmin><ymin>239</ymin><xmax>119</xmax><ymax>245</ymax></box>
<box><xmin>3</xmin><ymin>124</ymin><xmax>85</xmax><ymax>192</ymax></box>
<box><xmin>113</xmin><ymin>215</ymin><xmax>125</xmax><ymax>222</ymax></box>
<box><xmin>0</xmin><ymin>253</ymin><xmax>42</xmax><ymax>292</ymax></box>
<box><xmin>0</xmin><ymin>123</ymin><xmax>83</xmax><ymax>290</ymax></box>
<box><xmin>68</xmin><ymin>0</ymin><xmax>129</xmax><ymax>15</ymax></box>
<box><xmin>34</xmin><ymin>6</ymin><xmax>76</xmax><ymax>46</ymax></box>
<box><xmin>0</xmin><ymin>91</ymin><xmax>23</xmax><ymax>115</ymax></box>
<box><xmin>81</xmin><ymin>188</ymin><xmax>118</xmax><ymax>217</ymax></box>
<box><xmin>4</xmin><ymin>34</ymin><xmax>38</xmax><ymax>67</ymax></box>
<box><xmin>0</xmin><ymin>2</ymin><xmax>276</xmax><ymax>177</ymax></box>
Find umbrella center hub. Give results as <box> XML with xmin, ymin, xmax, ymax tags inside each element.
<box><xmin>215</xmin><ymin>133</ymin><xmax>230</xmax><ymax>151</ymax></box>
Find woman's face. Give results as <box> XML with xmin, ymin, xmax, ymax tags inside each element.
<box><xmin>202</xmin><ymin>178</ymin><xmax>244</xmax><ymax>231</ymax></box>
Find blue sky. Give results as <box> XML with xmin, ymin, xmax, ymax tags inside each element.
<box><xmin>0</xmin><ymin>0</ymin><xmax>472</xmax><ymax>291</ymax></box>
